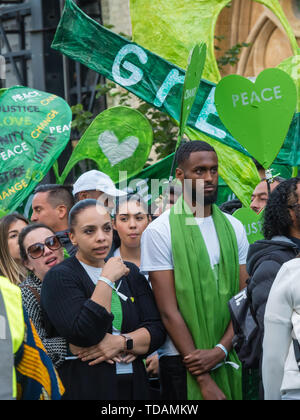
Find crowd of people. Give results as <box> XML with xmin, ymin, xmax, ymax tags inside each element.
<box><xmin>1</xmin><ymin>139</ymin><xmax>300</xmax><ymax>400</ymax></box>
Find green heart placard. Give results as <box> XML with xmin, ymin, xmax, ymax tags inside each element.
<box><xmin>233</xmin><ymin>208</ymin><xmax>264</xmax><ymax>244</ymax></box>
<box><xmin>215</xmin><ymin>68</ymin><xmax>297</xmax><ymax>169</ymax></box>
<box><xmin>0</xmin><ymin>86</ymin><xmax>72</xmax><ymax>214</ymax></box>
<box><xmin>56</xmin><ymin>106</ymin><xmax>153</xmax><ymax>184</ymax></box>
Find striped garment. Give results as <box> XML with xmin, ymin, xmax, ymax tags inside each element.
<box><xmin>15</xmin><ymin>308</ymin><xmax>65</xmax><ymax>400</ymax></box>
<box><xmin>20</xmin><ymin>274</ymin><xmax>68</xmax><ymax>368</ymax></box>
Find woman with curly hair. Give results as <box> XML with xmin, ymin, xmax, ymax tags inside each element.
<box><xmin>246</xmin><ymin>177</ymin><xmax>300</xmax><ymax>398</ymax></box>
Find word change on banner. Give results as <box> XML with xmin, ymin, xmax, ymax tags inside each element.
<box><xmin>0</xmin><ymin>86</ymin><xmax>72</xmax><ymax>213</ymax></box>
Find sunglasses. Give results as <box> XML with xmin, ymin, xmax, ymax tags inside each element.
<box><xmin>27</xmin><ymin>235</ymin><xmax>62</xmax><ymax>259</ymax></box>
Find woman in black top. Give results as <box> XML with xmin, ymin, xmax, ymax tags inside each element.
<box><xmin>41</xmin><ymin>199</ymin><xmax>165</xmax><ymax>400</ymax></box>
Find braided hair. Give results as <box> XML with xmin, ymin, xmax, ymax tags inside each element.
<box><xmin>263</xmin><ymin>177</ymin><xmax>300</xmax><ymax>240</ymax></box>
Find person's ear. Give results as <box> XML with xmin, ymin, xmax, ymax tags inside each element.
<box><xmin>57</xmin><ymin>205</ymin><xmax>67</xmax><ymax>220</ymax></box>
<box><xmin>69</xmin><ymin>230</ymin><xmax>77</xmax><ymax>247</ymax></box>
<box><xmin>175</xmin><ymin>167</ymin><xmax>184</xmax><ymax>183</ymax></box>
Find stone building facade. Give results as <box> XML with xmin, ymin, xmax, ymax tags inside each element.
<box><xmin>210</xmin><ymin>0</ymin><xmax>299</xmax><ymax>77</ymax></box>
<box><xmin>102</xmin><ymin>0</ymin><xmax>300</xmax><ymax>78</ymax></box>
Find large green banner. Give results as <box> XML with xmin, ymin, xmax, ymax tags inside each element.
<box><xmin>52</xmin><ymin>0</ymin><xmax>300</xmax><ymax>168</ymax></box>
<box><xmin>0</xmin><ymin>86</ymin><xmax>72</xmax><ymax>214</ymax></box>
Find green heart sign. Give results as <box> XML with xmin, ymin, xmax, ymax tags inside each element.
<box><xmin>233</xmin><ymin>207</ymin><xmax>264</xmax><ymax>244</ymax></box>
<box><xmin>215</xmin><ymin>68</ymin><xmax>297</xmax><ymax>169</ymax></box>
<box><xmin>0</xmin><ymin>86</ymin><xmax>72</xmax><ymax>213</ymax></box>
<box><xmin>56</xmin><ymin>106</ymin><xmax>153</xmax><ymax>184</ymax></box>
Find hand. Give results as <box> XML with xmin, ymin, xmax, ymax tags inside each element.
<box><xmin>184</xmin><ymin>348</ymin><xmax>226</xmax><ymax>376</ymax></box>
<box><xmin>69</xmin><ymin>343</ymin><xmax>83</xmax><ymax>357</ymax></box>
<box><xmin>77</xmin><ymin>334</ymin><xmax>125</xmax><ymax>366</ymax></box>
<box><xmin>146</xmin><ymin>354</ymin><xmax>159</xmax><ymax>377</ymax></box>
<box><xmin>119</xmin><ymin>353</ymin><xmax>137</xmax><ymax>364</ymax></box>
<box><xmin>197</xmin><ymin>374</ymin><xmax>227</xmax><ymax>401</ymax></box>
<box><xmin>102</xmin><ymin>257</ymin><xmax>130</xmax><ymax>283</ymax></box>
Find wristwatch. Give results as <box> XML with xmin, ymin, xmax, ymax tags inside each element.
<box><xmin>121</xmin><ymin>334</ymin><xmax>134</xmax><ymax>351</ymax></box>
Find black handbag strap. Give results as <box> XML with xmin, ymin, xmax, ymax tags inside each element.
<box><xmin>293</xmin><ymin>339</ymin><xmax>300</xmax><ymax>372</ymax></box>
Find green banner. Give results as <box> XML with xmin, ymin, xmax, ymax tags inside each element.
<box><xmin>55</xmin><ymin>106</ymin><xmax>153</xmax><ymax>184</ymax></box>
<box><xmin>52</xmin><ymin>0</ymin><xmax>300</xmax><ymax>168</ymax></box>
<box><xmin>0</xmin><ymin>86</ymin><xmax>72</xmax><ymax>213</ymax></box>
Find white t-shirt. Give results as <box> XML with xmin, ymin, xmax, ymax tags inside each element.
<box><xmin>140</xmin><ymin>209</ymin><xmax>249</xmax><ymax>357</ymax></box>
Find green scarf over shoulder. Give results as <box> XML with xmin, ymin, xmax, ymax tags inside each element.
<box><xmin>169</xmin><ymin>196</ymin><xmax>242</xmax><ymax>400</ymax></box>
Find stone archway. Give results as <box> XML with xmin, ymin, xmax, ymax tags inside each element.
<box><xmin>215</xmin><ymin>0</ymin><xmax>300</xmax><ymax>77</ymax></box>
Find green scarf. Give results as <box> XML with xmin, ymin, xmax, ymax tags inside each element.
<box><xmin>111</xmin><ymin>290</ymin><xmax>123</xmax><ymax>331</ymax></box>
<box><xmin>169</xmin><ymin>196</ymin><xmax>242</xmax><ymax>400</ymax></box>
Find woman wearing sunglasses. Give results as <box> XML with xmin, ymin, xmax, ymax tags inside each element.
<box><xmin>18</xmin><ymin>223</ymin><xmax>68</xmax><ymax>368</ymax></box>
<box><xmin>40</xmin><ymin>199</ymin><xmax>165</xmax><ymax>400</ymax></box>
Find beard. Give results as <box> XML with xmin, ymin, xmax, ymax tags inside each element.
<box><xmin>186</xmin><ymin>185</ymin><xmax>218</xmax><ymax>205</ymax></box>
<box><xmin>204</xmin><ymin>187</ymin><xmax>218</xmax><ymax>205</ymax></box>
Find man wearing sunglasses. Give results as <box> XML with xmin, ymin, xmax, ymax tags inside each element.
<box><xmin>31</xmin><ymin>184</ymin><xmax>76</xmax><ymax>257</ymax></box>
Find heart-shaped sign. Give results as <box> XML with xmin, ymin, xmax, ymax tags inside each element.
<box><xmin>57</xmin><ymin>106</ymin><xmax>153</xmax><ymax>184</ymax></box>
<box><xmin>233</xmin><ymin>207</ymin><xmax>264</xmax><ymax>244</ymax></box>
<box><xmin>215</xmin><ymin>68</ymin><xmax>297</xmax><ymax>169</ymax></box>
<box><xmin>98</xmin><ymin>131</ymin><xmax>139</xmax><ymax>167</ymax></box>
<box><xmin>0</xmin><ymin>86</ymin><xmax>72</xmax><ymax>214</ymax></box>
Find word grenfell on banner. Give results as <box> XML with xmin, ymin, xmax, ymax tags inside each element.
<box><xmin>52</xmin><ymin>0</ymin><xmax>300</xmax><ymax>167</ymax></box>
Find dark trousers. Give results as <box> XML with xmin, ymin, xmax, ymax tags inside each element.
<box><xmin>117</xmin><ymin>374</ymin><xmax>133</xmax><ymax>400</ymax></box>
<box><xmin>159</xmin><ymin>356</ymin><xmax>187</xmax><ymax>400</ymax></box>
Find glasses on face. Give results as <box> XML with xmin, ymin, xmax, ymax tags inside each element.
<box><xmin>27</xmin><ymin>235</ymin><xmax>62</xmax><ymax>259</ymax></box>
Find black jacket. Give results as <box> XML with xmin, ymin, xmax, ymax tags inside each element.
<box><xmin>41</xmin><ymin>256</ymin><xmax>166</xmax><ymax>400</ymax></box>
<box><xmin>246</xmin><ymin>237</ymin><xmax>299</xmax><ymax>333</ymax></box>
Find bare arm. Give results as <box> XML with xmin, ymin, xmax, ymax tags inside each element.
<box><xmin>149</xmin><ymin>270</ymin><xmax>196</xmax><ymax>357</ymax></box>
<box><xmin>239</xmin><ymin>264</ymin><xmax>249</xmax><ymax>290</ymax></box>
<box><xmin>150</xmin><ymin>270</ymin><xmax>226</xmax><ymax>400</ymax></box>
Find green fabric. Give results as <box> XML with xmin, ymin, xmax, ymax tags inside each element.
<box><xmin>111</xmin><ymin>290</ymin><xmax>123</xmax><ymax>331</ymax></box>
<box><xmin>242</xmin><ymin>368</ymin><xmax>260</xmax><ymax>401</ymax></box>
<box><xmin>51</xmin><ymin>0</ymin><xmax>298</xmax><ymax>209</ymax></box>
<box><xmin>169</xmin><ymin>196</ymin><xmax>242</xmax><ymax>400</ymax></box>
<box><xmin>63</xmin><ymin>248</ymin><xmax>70</xmax><ymax>260</ymax></box>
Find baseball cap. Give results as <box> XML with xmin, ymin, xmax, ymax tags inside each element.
<box><xmin>72</xmin><ymin>170</ymin><xmax>127</xmax><ymax>197</ymax></box>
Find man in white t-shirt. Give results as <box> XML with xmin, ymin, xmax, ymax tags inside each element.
<box><xmin>140</xmin><ymin>140</ymin><xmax>249</xmax><ymax>400</ymax></box>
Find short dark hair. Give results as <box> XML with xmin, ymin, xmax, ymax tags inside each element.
<box><xmin>175</xmin><ymin>140</ymin><xmax>216</xmax><ymax>167</ymax></box>
<box><xmin>263</xmin><ymin>177</ymin><xmax>300</xmax><ymax>240</ymax></box>
<box><xmin>68</xmin><ymin>199</ymin><xmax>99</xmax><ymax>233</ymax></box>
<box><xmin>34</xmin><ymin>184</ymin><xmax>74</xmax><ymax>213</ymax></box>
<box><xmin>18</xmin><ymin>223</ymin><xmax>55</xmax><ymax>262</ymax></box>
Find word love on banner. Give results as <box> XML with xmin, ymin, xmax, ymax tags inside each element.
<box><xmin>0</xmin><ymin>86</ymin><xmax>72</xmax><ymax>213</ymax></box>
<box><xmin>55</xmin><ymin>106</ymin><xmax>153</xmax><ymax>184</ymax></box>
<box><xmin>215</xmin><ymin>69</ymin><xmax>297</xmax><ymax>169</ymax></box>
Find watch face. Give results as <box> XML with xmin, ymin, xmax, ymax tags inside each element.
<box><xmin>126</xmin><ymin>338</ymin><xmax>134</xmax><ymax>351</ymax></box>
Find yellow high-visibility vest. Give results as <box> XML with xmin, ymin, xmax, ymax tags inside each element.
<box><xmin>0</xmin><ymin>276</ymin><xmax>25</xmax><ymax>399</ymax></box>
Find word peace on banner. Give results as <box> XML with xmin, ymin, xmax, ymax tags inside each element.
<box><xmin>55</xmin><ymin>106</ymin><xmax>153</xmax><ymax>185</ymax></box>
<box><xmin>215</xmin><ymin>69</ymin><xmax>297</xmax><ymax>170</ymax></box>
<box><xmin>52</xmin><ymin>0</ymin><xmax>300</xmax><ymax>168</ymax></box>
<box><xmin>0</xmin><ymin>86</ymin><xmax>72</xmax><ymax>214</ymax></box>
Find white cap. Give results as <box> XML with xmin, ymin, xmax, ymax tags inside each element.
<box><xmin>72</xmin><ymin>170</ymin><xmax>127</xmax><ymax>197</ymax></box>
